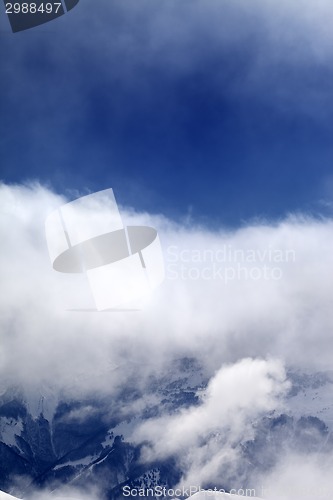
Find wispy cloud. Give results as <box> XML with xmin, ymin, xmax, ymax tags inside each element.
<box><xmin>132</xmin><ymin>358</ymin><xmax>289</xmax><ymax>487</ymax></box>
<box><xmin>2</xmin><ymin>181</ymin><xmax>333</xmax><ymax>396</ymax></box>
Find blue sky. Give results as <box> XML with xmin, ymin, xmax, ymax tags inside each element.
<box><xmin>1</xmin><ymin>0</ymin><xmax>333</xmax><ymax>225</ymax></box>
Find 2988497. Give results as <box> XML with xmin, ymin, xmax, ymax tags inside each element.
<box><xmin>5</xmin><ymin>3</ymin><xmax>62</xmax><ymax>14</ymax></box>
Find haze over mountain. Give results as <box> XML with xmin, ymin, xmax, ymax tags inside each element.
<box><xmin>1</xmin><ymin>183</ymin><xmax>333</xmax><ymax>499</ymax></box>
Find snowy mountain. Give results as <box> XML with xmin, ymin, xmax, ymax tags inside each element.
<box><xmin>0</xmin><ymin>361</ymin><xmax>332</xmax><ymax>499</ymax></box>
<box><xmin>0</xmin><ymin>358</ymin><xmax>204</xmax><ymax>499</ymax></box>
<box><xmin>0</xmin><ymin>491</ymin><xmax>21</xmax><ymax>500</ymax></box>
<box><xmin>285</xmin><ymin>370</ymin><xmax>333</xmax><ymax>429</ymax></box>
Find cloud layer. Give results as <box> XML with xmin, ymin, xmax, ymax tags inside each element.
<box><xmin>257</xmin><ymin>452</ymin><xmax>333</xmax><ymax>500</ymax></box>
<box><xmin>2</xmin><ymin>181</ymin><xmax>333</xmax><ymax>497</ymax></box>
<box><xmin>1</xmin><ymin>181</ymin><xmax>333</xmax><ymax>394</ymax></box>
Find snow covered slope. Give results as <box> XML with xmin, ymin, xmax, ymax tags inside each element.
<box><xmin>286</xmin><ymin>371</ymin><xmax>333</xmax><ymax>429</ymax></box>
<box><xmin>0</xmin><ymin>491</ymin><xmax>82</xmax><ymax>500</ymax></box>
<box><xmin>0</xmin><ymin>490</ymin><xmax>21</xmax><ymax>500</ymax></box>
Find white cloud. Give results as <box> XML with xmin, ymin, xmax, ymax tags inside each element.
<box><xmin>1</xmin><ymin>181</ymin><xmax>333</xmax><ymax>395</ymax></box>
<box><xmin>133</xmin><ymin>358</ymin><xmax>288</xmax><ymax>458</ymax></box>
<box><xmin>132</xmin><ymin>358</ymin><xmax>288</xmax><ymax>486</ymax></box>
<box><xmin>257</xmin><ymin>452</ymin><xmax>333</xmax><ymax>500</ymax></box>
